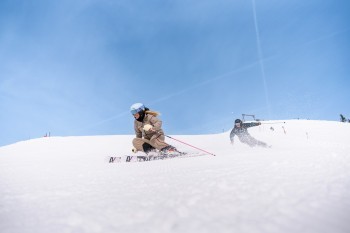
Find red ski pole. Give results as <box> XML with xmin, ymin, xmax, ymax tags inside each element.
<box><xmin>165</xmin><ymin>135</ymin><xmax>216</xmax><ymax>156</ymax></box>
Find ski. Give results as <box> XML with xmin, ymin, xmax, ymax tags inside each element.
<box><xmin>107</xmin><ymin>151</ymin><xmax>207</xmax><ymax>163</ymax></box>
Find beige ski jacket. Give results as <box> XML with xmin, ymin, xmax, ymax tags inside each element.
<box><xmin>133</xmin><ymin>113</ymin><xmax>164</xmax><ymax>140</ymax></box>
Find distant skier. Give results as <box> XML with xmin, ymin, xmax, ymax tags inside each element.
<box><xmin>130</xmin><ymin>103</ymin><xmax>177</xmax><ymax>154</ymax></box>
<box><xmin>230</xmin><ymin>119</ymin><xmax>268</xmax><ymax>147</ymax></box>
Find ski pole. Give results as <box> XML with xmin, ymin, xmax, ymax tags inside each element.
<box><xmin>260</xmin><ymin>121</ymin><xmax>286</xmax><ymax>125</ymax></box>
<box><xmin>165</xmin><ymin>135</ymin><xmax>216</xmax><ymax>156</ymax></box>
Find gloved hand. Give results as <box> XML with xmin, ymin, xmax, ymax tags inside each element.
<box><xmin>132</xmin><ymin>147</ymin><xmax>137</xmax><ymax>153</ymax></box>
<box><xmin>143</xmin><ymin>124</ymin><xmax>153</xmax><ymax>132</ymax></box>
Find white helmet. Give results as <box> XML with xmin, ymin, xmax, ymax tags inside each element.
<box><xmin>130</xmin><ymin>103</ymin><xmax>145</xmax><ymax>115</ymax></box>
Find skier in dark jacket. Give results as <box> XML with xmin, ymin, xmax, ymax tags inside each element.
<box><xmin>230</xmin><ymin>119</ymin><xmax>268</xmax><ymax>147</ymax></box>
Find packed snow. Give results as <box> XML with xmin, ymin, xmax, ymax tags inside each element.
<box><xmin>1</xmin><ymin>120</ymin><xmax>350</xmax><ymax>233</ymax></box>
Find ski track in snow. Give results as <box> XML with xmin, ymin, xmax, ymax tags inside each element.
<box><xmin>0</xmin><ymin>120</ymin><xmax>350</xmax><ymax>233</ymax></box>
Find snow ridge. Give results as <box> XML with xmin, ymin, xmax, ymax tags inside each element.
<box><xmin>1</xmin><ymin>120</ymin><xmax>350</xmax><ymax>233</ymax></box>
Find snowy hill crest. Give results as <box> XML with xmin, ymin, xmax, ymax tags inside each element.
<box><xmin>1</xmin><ymin>120</ymin><xmax>350</xmax><ymax>233</ymax></box>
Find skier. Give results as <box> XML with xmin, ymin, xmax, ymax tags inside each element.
<box><xmin>130</xmin><ymin>103</ymin><xmax>177</xmax><ymax>154</ymax></box>
<box><xmin>230</xmin><ymin>119</ymin><xmax>268</xmax><ymax>147</ymax></box>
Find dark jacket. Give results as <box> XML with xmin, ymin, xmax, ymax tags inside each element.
<box><xmin>230</xmin><ymin>122</ymin><xmax>260</xmax><ymax>143</ymax></box>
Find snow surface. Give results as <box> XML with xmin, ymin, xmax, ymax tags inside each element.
<box><xmin>1</xmin><ymin>120</ymin><xmax>350</xmax><ymax>233</ymax></box>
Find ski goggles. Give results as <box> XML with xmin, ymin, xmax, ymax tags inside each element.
<box><xmin>130</xmin><ymin>108</ymin><xmax>143</xmax><ymax>115</ymax></box>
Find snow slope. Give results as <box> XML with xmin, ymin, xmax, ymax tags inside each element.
<box><xmin>1</xmin><ymin>120</ymin><xmax>350</xmax><ymax>233</ymax></box>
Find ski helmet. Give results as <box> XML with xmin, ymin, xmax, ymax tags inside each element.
<box><xmin>130</xmin><ymin>103</ymin><xmax>145</xmax><ymax>115</ymax></box>
<box><xmin>235</xmin><ymin>119</ymin><xmax>242</xmax><ymax>124</ymax></box>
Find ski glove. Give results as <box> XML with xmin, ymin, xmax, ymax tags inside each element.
<box><xmin>143</xmin><ymin>124</ymin><xmax>153</xmax><ymax>132</ymax></box>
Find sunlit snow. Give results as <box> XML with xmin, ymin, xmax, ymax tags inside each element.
<box><xmin>1</xmin><ymin>120</ymin><xmax>350</xmax><ymax>233</ymax></box>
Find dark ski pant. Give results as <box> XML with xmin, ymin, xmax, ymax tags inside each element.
<box><xmin>132</xmin><ymin>134</ymin><xmax>169</xmax><ymax>152</ymax></box>
<box><xmin>239</xmin><ymin>135</ymin><xmax>267</xmax><ymax>148</ymax></box>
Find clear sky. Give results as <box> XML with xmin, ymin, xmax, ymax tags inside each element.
<box><xmin>1</xmin><ymin>0</ymin><xmax>349</xmax><ymax>147</ymax></box>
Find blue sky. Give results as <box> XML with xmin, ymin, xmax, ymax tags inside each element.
<box><xmin>1</xmin><ymin>0</ymin><xmax>349</xmax><ymax>147</ymax></box>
